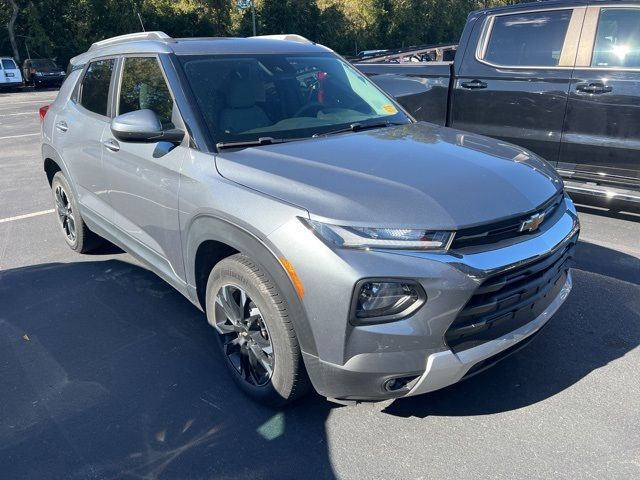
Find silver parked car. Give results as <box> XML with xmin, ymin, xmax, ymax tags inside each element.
<box><xmin>41</xmin><ymin>32</ymin><xmax>579</xmax><ymax>406</ymax></box>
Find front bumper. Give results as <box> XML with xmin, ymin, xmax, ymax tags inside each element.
<box><xmin>407</xmin><ymin>272</ymin><xmax>572</xmax><ymax>397</ymax></box>
<box><xmin>270</xmin><ymin>197</ymin><xmax>580</xmax><ymax>401</ymax></box>
<box><xmin>34</xmin><ymin>75</ymin><xmax>64</xmax><ymax>86</ymax></box>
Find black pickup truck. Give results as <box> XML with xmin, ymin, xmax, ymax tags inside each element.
<box><xmin>356</xmin><ymin>0</ymin><xmax>640</xmax><ymax>205</ymax></box>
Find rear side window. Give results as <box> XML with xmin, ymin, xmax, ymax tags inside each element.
<box><xmin>2</xmin><ymin>59</ymin><xmax>17</xmax><ymax>69</ymax></box>
<box><xmin>592</xmin><ymin>8</ymin><xmax>640</xmax><ymax>68</ymax></box>
<box><xmin>80</xmin><ymin>59</ymin><xmax>115</xmax><ymax>116</ymax></box>
<box><xmin>483</xmin><ymin>10</ymin><xmax>572</xmax><ymax>67</ymax></box>
<box><xmin>118</xmin><ymin>57</ymin><xmax>173</xmax><ymax>127</ymax></box>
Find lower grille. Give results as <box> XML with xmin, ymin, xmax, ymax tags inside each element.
<box><xmin>445</xmin><ymin>234</ymin><xmax>577</xmax><ymax>353</ymax></box>
<box><xmin>461</xmin><ymin>325</ymin><xmax>546</xmax><ymax>380</ymax></box>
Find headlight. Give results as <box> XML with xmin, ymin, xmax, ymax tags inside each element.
<box><xmin>351</xmin><ymin>279</ymin><xmax>426</xmax><ymax>325</ymax></box>
<box><xmin>301</xmin><ymin>218</ymin><xmax>454</xmax><ymax>250</ymax></box>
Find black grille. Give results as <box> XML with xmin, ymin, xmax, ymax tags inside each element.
<box><xmin>450</xmin><ymin>193</ymin><xmax>564</xmax><ymax>249</ymax></box>
<box><xmin>445</xmin><ymin>234</ymin><xmax>577</xmax><ymax>353</ymax></box>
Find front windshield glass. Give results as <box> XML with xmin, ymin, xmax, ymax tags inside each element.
<box><xmin>178</xmin><ymin>53</ymin><xmax>411</xmax><ymax>144</ymax></box>
<box><xmin>32</xmin><ymin>59</ymin><xmax>58</xmax><ymax>69</ymax></box>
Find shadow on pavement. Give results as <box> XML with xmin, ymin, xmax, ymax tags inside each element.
<box><xmin>0</xmin><ymin>260</ymin><xmax>336</xmax><ymax>480</ymax></box>
<box><xmin>1</xmin><ymin>239</ymin><xmax>638</xmax><ymax>475</ymax></box>
<box><xmin>384</xmin><ymin>240</ymin><xmax>640</xmax><ymax>418</ymax></box>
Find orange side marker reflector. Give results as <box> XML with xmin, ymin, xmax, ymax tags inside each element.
<box><xmin>279</xmin><ymin>257</ymin><xmax>305</xmax><ymax>299</ymax></box>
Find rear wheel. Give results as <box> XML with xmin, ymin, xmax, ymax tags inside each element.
<box><xmin>51</xmin><ymin>172</ymin><xmax>102</xmax><ymax>253</ymax></box>
<box><xmin>206</xmin><ymin>254</ymin><xmax>311</xmax><ymax>406</ymax></box>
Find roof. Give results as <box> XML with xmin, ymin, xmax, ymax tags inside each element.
<box><xmin>70</xmin><ymin>31</ymin><xmax>332</xmax><ymax>66</ymax></box>
<box><xmin>479</xmin><ymin>0</ymin><xmax>639</xmax><ymax>15</ymax></box>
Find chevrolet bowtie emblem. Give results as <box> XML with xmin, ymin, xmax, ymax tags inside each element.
<box><xmin>520</xmin><ymin>212</ymin><xmax>545</xmax><ymax>232</ymax></box>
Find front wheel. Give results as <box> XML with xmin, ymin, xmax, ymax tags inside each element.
<box><xmin>206</xmin><ymin>254</ymin><xmax>311</xmax><ymax>406</ymax></box>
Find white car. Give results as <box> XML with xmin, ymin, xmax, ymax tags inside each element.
<box><xmin>0</xmin><ymin>57</ymin><xmax>23</xmax><ymax>90</ymax></box>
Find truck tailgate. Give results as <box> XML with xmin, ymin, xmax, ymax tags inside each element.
<box><xmin>355</xmin><ymin>62</ymin><xmax>453</xmax><ymax>125</ymax></box>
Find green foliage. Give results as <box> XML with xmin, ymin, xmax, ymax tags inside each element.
<box><xmin>0</xmin><ymin>0</ymin><xmax>522</xmax><ymax>66</ymax></box>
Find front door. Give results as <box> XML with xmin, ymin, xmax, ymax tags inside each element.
<box><xmin>451</xmin><ymin>7</ymin><xmax>585</xmax><ymax>165</ymax></box>
<box><xmin>559</xmin><ymin>5</ymin><xmax>640</xmax><ymax>190</ymax></box>
<box><xmin>102</xmin><ymin>56</ymin><xmax>187</xmax><ymax>283</ymax></box>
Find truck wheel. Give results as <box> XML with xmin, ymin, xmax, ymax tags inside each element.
<box><xmin>51</xmin><ymin>172</ymin><xmax>102</xmax><ymax>253</ymax></box>
<box><xmin>206</xmin><ymin>254</ymin><xmax>311</xmax><ymax>407</ymax></box>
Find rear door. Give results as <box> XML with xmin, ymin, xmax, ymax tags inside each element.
<box><xmin>559</xmin><ymin>4</ymin><xmax>640</xmax><ymax>190</ymax></box>
<box><xmin>102</xmin><ymin>55</ymin><xmax>186</xmax><ymax>282</ymax></box>
<box><xmin>53</xmin><ymin>58</ymin><xmax>116</xmax><ymax>220</ymax></box>
<box><xmin>451</xmin><ymin>6</ymin><xmax>585</xmax><ymax>164</ymax></box>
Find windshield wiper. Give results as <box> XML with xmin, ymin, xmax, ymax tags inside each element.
<box><xmin>216</xmin><ymin>136</ymin><xmax>289</xmax><ymax>150</ymax></box>
<box><xmin>312</xmin><ymin>121</ymin><xmax>406</xmax><ymax>138</ymax></box>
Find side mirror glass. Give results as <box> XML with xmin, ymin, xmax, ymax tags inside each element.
<box><xmin>110</xmin><ymin>109</ymin><xmax>184</xmax><ymax>144</ymax></box>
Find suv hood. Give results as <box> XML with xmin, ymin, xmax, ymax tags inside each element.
<box><xmin>216</xmin><ymin>122</ymin><xmax>563</xmax><ymax>229</ymax></box>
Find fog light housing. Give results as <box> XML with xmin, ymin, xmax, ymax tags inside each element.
<box><xmin>350</xmin><ymin>279</ymin><xmax>426</xmax><ymax>325</ymax></box>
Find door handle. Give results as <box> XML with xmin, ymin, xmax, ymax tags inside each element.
<box><xmin>460</xmin><ymin>79</ymin><xmax>488</xmax><ymax>90</ymax></box>
<box><xmin>103</xmin><ymin>139</ymin><xmax>120</xmax><ymax>152</ymax></box>
<box><xmin>55</xmin><ymin>121</ymin><xmax>68</xmax><ymax>132</ymax></box>
<box><xmin>576</xmin><ymin>82</ymin><xmax>612</xmax><ymax>94</ymax></box>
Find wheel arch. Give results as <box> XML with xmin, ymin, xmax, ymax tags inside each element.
<box><xmin>186</xmin><ymin>214</ymin><xmax>318</xmax><ymax>357</ymax></box>
<box><xmin>42</xmin><ymin>144</ymin><xmax>73</xmax><ymax>190</ymax></box>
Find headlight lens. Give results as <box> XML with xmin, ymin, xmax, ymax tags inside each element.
<box><xmin>352</xmin><ymin>280</ymin><xmax>426</xmax><ymax>324</ymax></box>
<box><xmin>302</xmin><ymin>219</ymin><xmax>453</xmax><ymax>250</ymax></box>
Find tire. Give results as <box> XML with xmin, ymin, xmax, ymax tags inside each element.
<box><xmin>206</xmin><ymin>254</ymin><xmax>311</xmax><ymax>407</ymax></box>
<box><xmin>51</xmin><ymin>172</ymin><xmax>102</xmax><ymax>253</ymax></box>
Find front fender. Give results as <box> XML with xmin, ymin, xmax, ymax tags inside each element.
<box><xmin>184</xmin><ymin>214</ymin><xmax>318</xmax><ymax>357</ymax></box>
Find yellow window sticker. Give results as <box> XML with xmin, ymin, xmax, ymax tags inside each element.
<box><xmin>383</xmin><ymin>104</ymin><xmax>397</xmax><ymax>114</ymax></box>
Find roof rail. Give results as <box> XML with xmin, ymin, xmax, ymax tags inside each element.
<box><xmin>252</xmin><ymin>34</ymin><xmax>314</xmax><ymax>44</ymax></box>
<box><xmin>89</xmin><ymin>31</ymin><xmax>171</xmax><ymax>51</ymax></box>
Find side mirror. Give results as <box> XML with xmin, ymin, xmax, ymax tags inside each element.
<box><xmin>110</xmin><ymin>109</ymin><xmax>184</xmax><ymax>144</ymax></box>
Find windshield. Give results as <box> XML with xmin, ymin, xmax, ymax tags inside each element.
<box><xmin>31</xmin><ymin>59</ymin><xmax>58</xmax><ymax>69</ymax></box>
<box><xmin>179</xmin><ymin>53</ymin><xmax>411</xmax><ymax>144</ymax></box>
<box><xmin>2</xmin><ymin>59</ymin><xmax>17</xmax><ymax>70</ymax></box>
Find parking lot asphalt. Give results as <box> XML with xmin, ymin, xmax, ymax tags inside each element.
<box><xmin>0</xmin><ymin>89</ymin><xmax>639</xmax><ymax>480</ymax></box>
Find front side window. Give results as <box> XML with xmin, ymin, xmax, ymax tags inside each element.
<box><xmin>80</xmin><ymin>59</ymin><xmax>115</xmax><ymax>116</ymax></box>
<box><xmin>483</xmin><ymin>10</ymin><xmax>572</xmax><ymax>67</ymax></box>
<box><xmin>118</xmin><ymin>57</ymin><xmax>174</xmax><ymax>127</ymax></box>
<box><xmin>179</xmin><ymin>53</ymin><xmax>410</xmax><ymax>144</ymax></box>
<box><xmin>592</xmin><ymin>8</ymin><xmax>640</xmax><ymax>68</ymax></box>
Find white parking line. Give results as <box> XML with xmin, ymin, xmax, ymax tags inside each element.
<box><xmin>0</xmin><ymin>133</ymin><xmax>40</xmax><ymax>140</ymax></box>
<box><xmin>0</xmin><ymin>99</ymin><xmax>55</xmax><ymax>106</ymax></box>
<box><xmin>0</xmin><ymin>209</ymin><xmax>54</xmax><ymax>224</ymax></box>
<box><xmin>0</xmin><ymin>112</ymin><xmax>37</xmax><ymax>117</ymax></box>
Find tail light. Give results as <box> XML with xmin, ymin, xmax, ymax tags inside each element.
<box><xmin>39</xmin><ymin>105</ymin><xmax>49</xmax><ymax>122</ymax></box>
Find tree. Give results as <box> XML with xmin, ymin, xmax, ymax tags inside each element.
<box><xmin>0</xmin><ymin>0</ymin><xmax>525</xmax><ymax>66</ymax></box>
<box><xmin>5</xmin><ymin>0</ymin><xmax>20</xmax><ymax>61</ymax></box>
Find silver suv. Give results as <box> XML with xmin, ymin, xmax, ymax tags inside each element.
<box><xmin>41</xmin><ymin>32</ymin><xmax>579</xmax><ymax>406</ymax></box>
